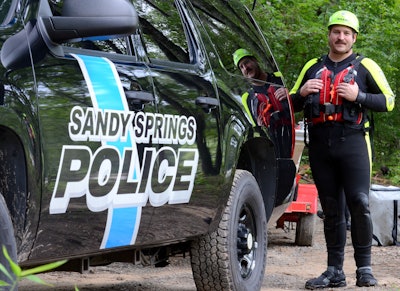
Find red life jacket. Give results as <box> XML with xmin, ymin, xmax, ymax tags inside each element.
<box><xmin>253</xmin><ymin>86</ymin><xmax>295</xmax><ymax>158</ymax></box>
<box><xmin>310</xmin><ymin>56</ymin><xmax>364</xmax><ymax>125</ymax></box>
<box><xmin>255</xmin><ymin>86</ymin><xmax>283</xmax><ymax>126</ymax></box>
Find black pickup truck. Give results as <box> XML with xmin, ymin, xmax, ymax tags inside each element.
<box><xmin>0</xmin><ymin>0</ymin><xmax>297</xmax><ymax>290</ymax></box>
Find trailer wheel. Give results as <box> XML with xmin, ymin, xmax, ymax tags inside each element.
<box><xmin>190</xmin><ymin>170</ymin><xmax>267</xmax><ymax>291</ymax></box>
<box><xmin>295</xmin><ymin>213</ymin><xmax>316</xmax><ymax>246</ymax></box>
<box><xmin>0</xmin><ymin>194</ymin><xmax>17</xmax><ymax>290</ymax></box>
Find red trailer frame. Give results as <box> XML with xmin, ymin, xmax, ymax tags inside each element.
<box><xmin>276</xmin><ymin>181</ymin><xmax>318</xmax><ymax>246</ymax></box>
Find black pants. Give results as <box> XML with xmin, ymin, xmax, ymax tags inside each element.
<box><xmin>308</xmin><ymin>122</ymin><xmax>372</xmax><ymax>269</ymax></box>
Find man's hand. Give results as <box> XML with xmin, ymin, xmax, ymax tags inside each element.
<box><xmin>299</xmin><ymin>79</ymin><xmax>323</xmax><ymax>97</ymax></box>
<box><xmin>336</xmin><ymin>82</ymin><xmax>359</xmax><ymax>102</ymax></box>
<box><xmin>275</xmin><ymin>87</ymin><xmax>288</xmax><ymax>101</ymax></box>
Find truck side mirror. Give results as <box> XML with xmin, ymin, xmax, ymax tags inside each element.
<box><xmin>41</xmin><ymin>0</ymin><xmax>138</xmax><ymax>43</ymax></box>
<box><xmin>1</xmin><ymin>0</ymin><xmax>138</xmax><ymax>70</ymax></box>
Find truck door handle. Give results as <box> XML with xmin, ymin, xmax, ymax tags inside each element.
<box><xmin>125</xmin><ymin>90</ymin><xmax>154</xmax><ymax>110</ymax></box>
<box><xmin>195</xmin><ymin>96</ymin><xmax>219</xmax><ymax>113</ymax></box>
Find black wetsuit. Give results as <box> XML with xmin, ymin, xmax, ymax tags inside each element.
<box><xmin>290</xmin><ymin>53</ymin><xmax>394</xmax><ymax>269</ymax></box>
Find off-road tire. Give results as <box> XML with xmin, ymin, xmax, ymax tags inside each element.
<box><xmin>190</xmin><ymin>170</ymin><xmax>267</xmax><ymax>291</ymax></box>
<box><xmin>0</xmin><ymin>194</ymin><xmax>17</xmax><ymax>290</ymax></box>
<box><xmin>295</xmin><ymin>213</ymin><xmax>316</xmax><ymax>246</ymax></box>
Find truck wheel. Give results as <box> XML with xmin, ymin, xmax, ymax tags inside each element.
<box><xmin>295</xmin><ymin>213</ymin><xmax>316</xmax><ymax>246</ymax></box>
<box><xmin>0</xmin><ymin>194</ymin><xmax>17</xmax><ymax>290</ymax></box>
<box><xmin>190</xmin><ymin>170</ymin><xmax>267</xmax><ymax>291</ymax></box>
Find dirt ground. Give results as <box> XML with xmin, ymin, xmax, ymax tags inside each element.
<box><xmin>18</xmin><ymin>213</ymin><xmax>400</xmax><ymax>291</ymax></box>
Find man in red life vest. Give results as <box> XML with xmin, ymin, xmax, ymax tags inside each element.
<box><xmin>233</xmin><ymin>48</ymin><xmax>293</xmax><ymax>158</ymax></box>
<box><xmin>290</xmin><ymin>10</ymin><xmax>395</xmax><ymax>289</ymax></box>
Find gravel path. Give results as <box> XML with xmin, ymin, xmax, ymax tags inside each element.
<box><xmin>19</xmin><ymin>213</ymin><xmax>400</xmax><ymax>290</ymax></box>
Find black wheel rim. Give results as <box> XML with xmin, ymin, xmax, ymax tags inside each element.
<box><xmin>237</xmin><ymin>203</ymin><xmax>257</xmax><ymax>278</ymax></box>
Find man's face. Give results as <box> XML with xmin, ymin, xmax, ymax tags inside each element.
<box><xmin>238</xmin><ymin>57</ymin><xmax>261</xmax><ymax>79</ymax></box>
<box><xmin>328</xmin><ymin>25</ymin><xmax>357</xmax><ymax>55</ymax></box>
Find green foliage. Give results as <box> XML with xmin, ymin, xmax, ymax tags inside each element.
<box><xmin>240</xmin><ymin>0</ymin><xmax>400</xmax><ymax>185</ymax></box>
<box><xmin>0</xmin><ymin>245</ymin><xmax>68</xmax><ymax>290</ymax></box>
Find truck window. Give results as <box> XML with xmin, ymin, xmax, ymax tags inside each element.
<box><xmin>192</xmin><ymin>1</ymin><xmax>278</xmax><ymax>75</ymax></box>
<box><xmin>132</xmin><ymin>0</ymin><xmax>190</xmax><ymax>63</ymax></box>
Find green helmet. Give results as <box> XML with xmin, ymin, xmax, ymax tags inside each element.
<box><xmin>328</xmin><ymin>10</ymin><xmax>359</xmax><ymax>33</ymax></box>
<box><xmin>233</xmin><ymin>48</ymin><xmax>254</xmax><ymax>68</ymax></box>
